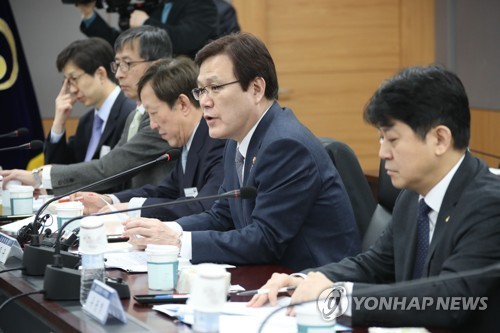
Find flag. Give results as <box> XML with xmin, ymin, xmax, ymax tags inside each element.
<box><xmin>0</xmin><ymin>0</ymin><xmax>44</xmax><ymax>170</ymax></box>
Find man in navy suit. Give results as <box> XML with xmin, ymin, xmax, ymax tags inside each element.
<box><xmin>45</xmin><ymin>37</ymin><xmax>135</xmax><ymax>164</ymax></box>
<box><xmin>74</xmin><ymin>57</ymin><xmax>225</xmax><ymax>221</ymax></box>
<box><xmin>122</xmin><ymin>33</ymin><xmax>361</xmax><ymax>271</ymax></box>
<box><xmin>249</xmin><ymin>66</ymin><xmax>500</xmax><ymax>331</ymax></box>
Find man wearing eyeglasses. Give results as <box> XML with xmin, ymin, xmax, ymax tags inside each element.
<box><xmin>1</xmin><ymin>26</ymin><xmax>175</xmax><ymax>195</ymax></box>
<box><xmin>121</xmin><ymin>33</ymin><xmax>361</xmax><ymax>271</ymax></box>
<box><xmin>44</xmin><ymin>37</ymin><xmax>135</xmax><ymax>165</ymax></box>
<box><xmin>72</xmin><ymin>57</ymin><xmax>225</xmax><ymax>221</ymax></box>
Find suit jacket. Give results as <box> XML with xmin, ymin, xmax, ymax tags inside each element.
<box><xmin>317</xmin><ymin>152</ymin><xmax>500</xmax><ymax>330</ymax></box>
<box><xmin>177</xmin><ymin>102</ymin><xmax>361</xmax><ymax>271</ymax></box>
<box><xmin>50</xmin><ymin>110</ymin><xmax>175</xmax><ymax>195</ymax></box>
<box><xmin>44</xmin><ymin>90</ymin><xmax>135</xmax><ymax>165</ymax></box>
<box><xmin>81</xmin><ymin>0</ymin><xmax>217</xmax><ymax>58</ymax></box>
<box><xmin>113</xmin><ymin>119</ymin><xmax>225</xmax><ymax>220</ymax></box>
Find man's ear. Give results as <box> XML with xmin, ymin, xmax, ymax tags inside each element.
<box><xmin>433</xmin><ymin>125</ymin><xmax>453</xmax><ymax>156</ymax></box>
<box><xmin>95</xmin><ymin>66</ymin><xmax>108</xmax><ymax>82</ymax></box>
<box><xmin>177</xmin><ymin>94</ymin><xmax>191</xmax><ymax>115</ymax></box>
<box><xmin>251</xmin><ymin>77</ymin><xmax>266</xmax><ymax>104</ymax></box>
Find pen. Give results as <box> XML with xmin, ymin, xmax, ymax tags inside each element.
<box><xmin>152</xmin><ymin>294</ymin><xmax>190</xmax><ymax>299</ymax></box>
<box><xmin>236</xmin><ymin>286</ymin><xmax>296</xmax><ymax>296</ymax></box>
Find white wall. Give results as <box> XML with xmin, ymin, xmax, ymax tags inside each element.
<box><xmin>10</xmin><ymin>0</ymin><xmax>117</xmax><ymax>119</ymax></box>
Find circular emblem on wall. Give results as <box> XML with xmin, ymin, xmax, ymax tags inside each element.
<box><xmin>0</xmin><ymin>18</ymin><xmax>19</xmax><ymax>91</ymax></box>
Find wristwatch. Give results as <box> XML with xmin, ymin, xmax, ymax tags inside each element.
<box><xmin>32</xmin><ymin>167</ymin><xmax>43</xmax><ymax>188</ymax></box>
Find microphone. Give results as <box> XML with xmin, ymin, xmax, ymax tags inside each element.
<box><xmin>0</xmin><ymin>127</ymin><xmax>29</xmax><ymax>139</ymax></box>
<box><xmin>0</xmin><ymin>140</ymin><xmax>43</xmax><ymax>152</ymax></box>
<box><xmin>42</xmin><ymin>186</ymin><xmax>257</xmax><ymax>300</ymax></box>
<box><xmin>17</xmin><ymin>148</ymin><xmax>181</xmax><ymax>247</ymax></box>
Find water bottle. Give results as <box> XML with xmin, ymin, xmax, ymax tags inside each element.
<box><xmin>78</xmin><ymin>216</ymin><xmax>107</xmax><ymax>306</ymax></box>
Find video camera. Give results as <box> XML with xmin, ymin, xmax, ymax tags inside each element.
<box><xmin>61</xmin><ymin>0</ymin><xmax>162</xmax><ymax>30</ymax></box>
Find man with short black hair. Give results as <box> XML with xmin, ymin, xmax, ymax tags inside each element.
<box><xmin>250</xmin><ymin>65</ymin><xmax>500</xmax><ymax>331</ymax></box>
<box><xmin>45</xmin><ymin>37</ymin><xmax>135</xmax><ymax>165</ymax></box>
<box><xmin>2</xmin><ymin>26</ymin><xmax>175</xmax><ymax>194</ymax></box>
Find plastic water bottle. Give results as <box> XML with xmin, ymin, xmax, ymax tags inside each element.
<box><xmin>78</xmin><ymin>216</ymin><xmax>107</xmax><ymax>306</ymax></box>
<box><xmin>80</xmin><ymin>253</ymin><xmax>105</xmax><ymax>306</ymax></box>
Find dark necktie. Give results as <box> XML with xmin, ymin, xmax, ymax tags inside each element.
<box><xmin>84</xmin><ymin>114</ymin><xmax>103</xmax><ymax>161</ymax></box>
<box><xmin>235</xmin><ymin>150</ymin><xmax>244</xmax><ymax>186</ymax></box>
<box><xmin>412</xmin><ymin>199</ymin><xmax>432</xmax><ymax>279</ymax></box>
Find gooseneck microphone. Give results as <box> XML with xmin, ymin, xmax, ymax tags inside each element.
<box><xmin>52</xmin><ymin>186</ymin><xmax>258</xmax><ymax>267</ymax></box>
<box><xmin>17</xmin><ymin>149</ymin><xmax>181</xmax><ymax>247</ymax></box>
<box><xmin>0</xmin><ymin>127</ymin><xmax>29</xmax><ymax>139</ymax></box>
<box><xmin>42</xmin><ymin>186</ymin><xmax>257</xmax><ymax>300</ymax></box>
<box><xmin>0</xmin><ymin>140</ymin><xmax>43</xmax><ymax>152</ymax></box>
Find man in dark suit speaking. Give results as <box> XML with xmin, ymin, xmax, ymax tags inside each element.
<box><xmin>121</xmin><ymin>33</ymin><xmax>361</xmax><ymax>271</ymax></box>
<box><xmin>73</xmin><ymin>57</ymin><xmax>225</xmax><ymax>221</ymax></box>
<box><xmin>249</xmin><ymin>66</ymin><xmax>500</xmax><ymax>331</ymax></box>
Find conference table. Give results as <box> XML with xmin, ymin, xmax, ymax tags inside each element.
<box><xmin>0</xmin><ymin>258</ymin><xmax>358</xmax><ymax>333</ymax></box>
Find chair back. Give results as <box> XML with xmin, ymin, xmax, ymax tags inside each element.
<box><xmin>362</xmin><ymin>159</ymin><xmax>401</xmax><ymax>250</ymax></box>
<box><xmin>319</xmin><ymin>138</ymin><xmax>376</xmax><ymax>239</ymax></box>
<box><xmin>377</xmin><ymin>159</ymin><xmax>401</xmax><ymax>212</ymax></box>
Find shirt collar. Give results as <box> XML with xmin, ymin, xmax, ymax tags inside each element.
<box><xmin>185</xmin><ymin>120</ymin><xmax>200</xmax><ymax>153</ymax></box>
<box><xmin>95</xmin><ymin>86</ymin><xmax>121</xmax><ymax>124</ymax></box>
<box><xmin>237</xmin><ymin>103</ymin><xmax>273</xmax><ymax>158</ymax></box>
<box><xmin>137</xmin><ymin>103</ymin><xmax>146</xmax><ymax>115</ymax></box>
<box><xmin>421</xmin><ymin>154</ymin><xmax>466</xmax><ymax>213</ymax></box>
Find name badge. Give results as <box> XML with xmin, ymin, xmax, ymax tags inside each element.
<box><xmin>83</xmin><ymin>280</ymin><xmax>127</xmax><ymax>324</ymax></box>
<box><xmin>0</xmin><ymin>233</ymin><xmax>23</xmax><ymax>264</ymax></box>
<box><xmin>184</xmin><ymin>187</ymin><xmax>198</xmax><ymax>198</ymax></box>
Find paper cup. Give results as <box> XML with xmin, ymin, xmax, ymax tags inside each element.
<box><xmin>295</xmin><ymin>302</ymin><xmax>336</xmax><ymax>333</ymax></box>
<box><xmin>78</xmin><ymin>216</ymin><xmax>108</xmax><ymax>254</ymax></box>
<box><xmin>146</xmin><ymin>244</ymin><xmax>179</xmax><ymax>291</ymax></box>
<box><xmin>1</xmin><ymin>180</ymin><xmax>22</xmax><ymax>215</ymax></box>
<box><xmin>55</xmin><ymin>201</ymin><xmax>84</xmax><ymax>230</ymax></box>
<box><xmin>9</xmin><ymin>185</ymin><xmax>34</xmax><ymax>215</ymax></box>
<box><xmin>177</xmin><ymin>266</ymin><xmax>231</xmax><ymax>294</ymax></box>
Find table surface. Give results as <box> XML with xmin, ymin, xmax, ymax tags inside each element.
<box><xmin>2</xmin><ymin>259</ymin><xmax>327</xmax><ymax>333</ymax></box>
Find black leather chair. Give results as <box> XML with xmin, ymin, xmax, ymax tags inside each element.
<box><xmin>362</xmin><ymin>159</ymin><xmax>401</xmax><ymax>251</ymax></box>
<box><xmin>319</xmin><ymin>138</ymin><xmax>376</xmax><ymax>240</ymax></box>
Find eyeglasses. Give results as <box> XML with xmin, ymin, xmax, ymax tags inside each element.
<box><xmin>65</xmin><ymin>72</ymin><xmax>87</xmax><ymax>87</ymax></box>
<box><xmin>191</xmin><ymin>80</ymin><xmax>240</xmax><ymax>100</ymax></box>
<box><xmin>110</xmin><ymin>60</ymin><xmax>149</xmax><ymax>73</ymax></box>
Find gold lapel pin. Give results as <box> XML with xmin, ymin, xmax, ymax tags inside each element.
<box><xmin>445</xmin><ymin>216</ymin><xmax>450</xmax><ymax>223</ymax></box>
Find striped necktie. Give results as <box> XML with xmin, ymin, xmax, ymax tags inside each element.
<box><xmin>235</xmin><ymin>149</ymin><xmax>244</xmax><ymax>186</ymax></box>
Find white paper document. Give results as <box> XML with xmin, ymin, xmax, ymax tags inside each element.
<box><xmin>153</xmin><ymin>298</ymin><xmax>351</xmax><ymax>332</ymax></box>
<box><xmin>104</xmin><ymin>251</ymin><xmax>235</xmax><ymax>273</ymax></box>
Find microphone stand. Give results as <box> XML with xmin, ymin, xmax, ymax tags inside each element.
<box><xmin>43</xmin><ymin>187</ymin><xmax>257</xmax><ymax>300</ymax></box>
<box><xmin>18</xmin><ymin>150</ymin><xmax>179</xmax><ymax>247</ymax></box>
<box><xmin>20</xmin><ymin>150</ymin><xmax>180</xmax><ymax>276</ymax></box>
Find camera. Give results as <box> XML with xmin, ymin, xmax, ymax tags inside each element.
<box><xmin>61</xmin><ymin>0</ymin><xmax>162</xmax><ymax>30</ymax></box>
